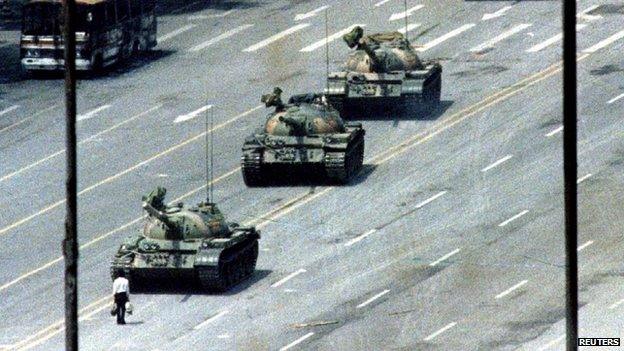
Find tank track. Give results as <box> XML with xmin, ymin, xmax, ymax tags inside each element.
<box><xmin>196</xmin><ymin>239</ymin><xmax>259</xmax><ymax>292</ymax></box>
<box><xmin>241</xmin><ymin>151</ymin><xmax>264</xmax><ymax>187</ymax></box>
<box><xmin>324</xmin><ymin>136</ymin><xmax>364</xmax><ymax>183</ymax></box>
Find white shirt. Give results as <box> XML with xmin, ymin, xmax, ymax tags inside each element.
<box><xmin>112</xmin><ymin>277</ymin><xmax>129</xmax><ymax>295</ymax></box>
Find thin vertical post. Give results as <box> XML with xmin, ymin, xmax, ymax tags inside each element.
<box><xmin>562</xmin><ymin>0</ymin><xmax>578</xmax><ymax>350</ymax></box>
<box><xmin>62</xmin><ymin>0</ymin><xmax>79</xmax><ymax>348</ymax></box>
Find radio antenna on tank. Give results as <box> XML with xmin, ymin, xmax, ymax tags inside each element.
<box><xmin>204</xmin><ymin>100</ymin><xmax>215</xmax><ymax>204</ymax></box>
<box><xmin>210</xmin><ymin>107</ymin><xmax>215</xmax><ymax>204</ymax></box>
<box><xmin>324</xmin><ymin>6</ymin><xmax>330</xmax><ymax>98</ymax></box>
<box><xmin>404</xmin><ymin>0</ymin><xmax>409</xmax><ymax>42</ymax></box>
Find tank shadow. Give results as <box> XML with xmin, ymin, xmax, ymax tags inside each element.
<box><xmin>156</xmin><ymin>0</ymin><xmax>261</xmax><ymax>17</ymax></box>
<box><xmin>250</xmin><ymin>164</ymin><xmax>375</xmax><ymax>187</ymax></box>
<box><xmin>344</xmin><ymin>100</ymin><xmax>453</xmax><ymax>121</ymax></box>
<box><xmin>130</xmin><ymin>269</ymin><xmax>272</xmax><ymax>295</ymax></box>
<box><xmin>122</xmin><ymin>321</ymin><xmax>145</xmax><ymax>326</ymax></box>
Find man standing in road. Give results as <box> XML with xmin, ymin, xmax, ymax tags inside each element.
<box><xmin>112</xmin><ymin>270</ymin><xmax>130</xmax><ymax>325</ymax></box>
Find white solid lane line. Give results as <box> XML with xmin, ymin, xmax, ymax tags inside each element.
<box><xmin>607</xmin><ymin>93</ymin><xmax>624</xmax><ymax>104</ymax></box>
<box><xmin>271</xmin><ymin>269</ymin><xmax>306</xmax><ymax>288</ymax></box>
<box><xmin>608</xmin><ymin>299</ymin><xmax>624</xmax><ymax>310</ymax></box>
<box><xmin>538</xmin><ymin>335</ymin><xmax>565</xmax><ymax>351</ymax></box>
<box><xmin>77</xmin><ymin>104</ymin><xmax>111</xmax><ymax>121</ymax></box>
<box><xmin>189</xmin><ymin>24</ymin><xmax>254</xmax><ymax>52</ymax></box>
<box><xmin>345</xmin><ymin>229</ymin><xmax>377</xmax><ymax>247</ymax></box>
<box><xmin>481</xmin><ymin>6</ymin><xmax>513</xmax><ymax>21</ymax></box>
<box><xmin>429</xmin><ymin>248</ymin><xmax>461</xmax><ymax>267</ymax></box>
<box><xmin>416</xmin><ymin>24</ymin><xmax>475</xmax><ymax>52</ymax></box>
<box><xmin>498</xmin><ymin>210</ymin><xmax>529</xmax><ymax>227</ymax></box>
<box><xmin>398</xmin><ymin>23</ymin><xmax>421</xmax><ymax>34</ymax></box>
<box><xmin>495</xmin><ymin>280</ymin><xmax>528</xmax><ymax>299</ymax></box>
<box><xmin>158</xmin><ymin>24</ymin><xmax>196</xmax><ymax>43</ymax></box>
<box><xmin>193</xmin><ymin>310</ymin><xmax>229</xmax><ymax>330</ymax></box>
<box><xmin>375</xmin><ymin>0</ymin><xmax>392</xmax><ymax>7</ymax></box>
<box><xmin>577</xmin><ymin>5</ymin><xmax>602</xmax><ymax>22</ymax></box>
<box><xmin>294</xmin><ymin>5</ymin><xmax>329</xmax><ymax>21</ymax></box>
<box><xmin>0</xmin><ymin>105</ymin><xmax>161</xmax><ymax>185</ymax></box>
<box><xmin>0</xmin><ymin>105</ymin><xmax>19</xmax><ymax>116</ymax></box>
<box><xmin>357</xmin><ymin>289</ymin><xmax>390</xmax><ymax>309</ymax></box>
<box><xmin>577</xmin><ymin>240</ymin><xmax>593</xmax><ymax>252</ymax></box>
<box><xmin>577</xmin><ymin>173</ymin><xmax>592</xmax><ymax>184</ymax></box>
<box><xmin>470</xmin><ymin>23</ymin><xmax>532</xmax><ymax>53</ymax></box>
<box><xmin>481</xmin><ymin>155</ymin><xmax>513</xmax><ymax>172</ymax></box>
<box><xmin>243</xmin><ymin>24</ymin><xmax>311</xmax><ymax>52</ymax></box>
<box><xmin>583</xmin><ymin>29</ymin><xmax>624</xmax><ymax>53</ymax></box>
<box><xmin>389</xmin><ymin>5</ymin><xmax>424</xmax><ymax>21</ymax></box>
<box><xmin>174</xmin><ymin>105</ymin><xmax>212</xmax><ymax>123</ymax></box>
<box><xmin>545</xmin><ymin>125</ymin><xmax>563</xmax><ymax>137</ymax></box>
<box><xmin>423</xmin><ymin>322</ymin><xmax>457</xmax><ymax>341</ymax></box>
<box><xmin>416</xmin><ymin>191</ymin><xmax>447</xmax><ymax>209</ymax></box>
<box><xmin>526</xmin><ymin>24</ymin><xmax>587</xmax><ymax>53</ymax></box>
<box><xmin>280</xmin><ymin>332</ymin><xmax>314</xmax><ymax>351</ymax></box>
<box><xmin>300</xmin><ymin>24</ymin><xmax>366</xmax><ymax>52</ymax></box>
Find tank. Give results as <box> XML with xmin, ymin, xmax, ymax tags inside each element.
<box><xmin>241</xmin><ymin>87</ymin><xmax>365</xmax><ymax>186</ymax></box>
<box><xmin>325</xmin><ymin>26</ymin><xmax>442</xmax><ymax>114</ymax></box>
<box><xmin>110</xmin><ymin>187</ymin><xmax>260</xmax><ymax>291</ymax></box>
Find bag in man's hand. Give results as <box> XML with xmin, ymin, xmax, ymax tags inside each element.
<box><xmin>125</xmin><ymin>302</ymin><xmax>133</xmax><ymax>315</ymax></box>
<box><xmin>110</xmin><ymin>303</ymin><xmax>118</xmax><ymax>316</ymax></box>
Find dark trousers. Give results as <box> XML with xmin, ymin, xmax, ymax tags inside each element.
<box><xmin>114</xmin><ymin>292</ymin><xmax>128</xmax><ymax>324</ymax></box>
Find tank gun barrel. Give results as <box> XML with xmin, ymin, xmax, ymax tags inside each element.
<box><xmin>143</xmin><ymin>202</ymin><xmax>175</xmax><ymax>229</ymax></box>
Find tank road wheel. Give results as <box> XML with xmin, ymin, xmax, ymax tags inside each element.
<box><xmin>241</xmin><ymin>151</ymin><xmax>265</xmax><ymax>187</ymax></box>
<box><xmin>324</xmin><ymin>152</ymin><xmax>347</xmax><ymax>183</ymax></box>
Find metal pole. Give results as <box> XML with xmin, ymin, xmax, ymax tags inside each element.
<box><xmin>62</xmin><ymin>0</ymin><xmax>79</xmax><ymax>348</ymax></box>
<box><xmin>562</xmin><ymin>0</ymin><xmax>578</xmax><ymax>350</ymax></box>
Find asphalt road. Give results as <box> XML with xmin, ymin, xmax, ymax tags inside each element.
<box><xmin>0</xmin><ymin>0</ymin><xmax>623</xmax><ymax>350</ymax></box>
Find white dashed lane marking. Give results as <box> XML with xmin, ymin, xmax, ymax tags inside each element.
<box><xmin>495</xmin><ymin>280</ymin><xmax>528</xmax><ymax>299</ymax></box>
<box><xmin>271</xmin><ymin>269</ymin><xmax>306</xmax><ymax>288</ymax></box>
<box><xmin>77</xmin><ymin>105</ymin><xmax>111</xmax><ymax>121</ymax></box>
<box><xmin>389</xmin><ymin>5</ymin><xmax>424</xmax><ymax>21</ymax></box>
<box><xmin>423</xmin><ymin>322</ymin><xmax>457</xmax><ymax>341</ymax></box>
<box><xmin>356</xmin><ymin>289</ymin><xmax>390</xmax><ymax>309</ymax></box>
<box><xmin>158</xmin><ymin>24</ymin><xmax>196</xmax><ymax>43</ymax></box>
<box><xmin>498</xmin><ymin>210</ymin><xmax>529</xmax><ymax>227</ymax></box>
<box><xmin>189</xmin><ymin>24</ymin><xmax>254</xmax><ymax>52</ymax></box>
<box><xmin>481</xmin><ymin>155</ymin><xmax>513</xmax><ymax>172</ymax></box>
<box><xmin>429</xmin><ymin>248</ymin><xmax>461</xmax><ymax>267</ymax></box>
<box><xmin>470</xmin><ymin>23</ymin><xmax>532</xmax><ymax>53</ymax></box>
<box><xmin>526</xmin><ymin>24</ymin><xmax>586</xmax><ymax>53</ymax></box>
<box><xmin>416</xmin><ymin>24</ymin><xmax>475</xmax><ymax>52</ymax></box>
<box><xmin>583</xmin><ymin>29</ymin><xmax>624</xmax><ymax>53</ymax></box>
<box><xmin>0</xmin><ymin>105</ymin><xmax>19</xmax><ymax>116</ymax></box>
<box><xmin>294</xmin><ymin>5</ymin><xmax>329</xmax><ymax>21</ymax></box>
<box><xmin>174</xmin><ymin>105</ymin><xmax>212</xmax><ymax>123</ymax></box>
<box><xmin>280</xmin><ymin>333</ymin><xmax>314</xmax><ymax>351</ymax></box>
<box><xmin>243</xmin><ymin>24</ymin><xmax>311</xmax><ymax>52</ymax></box>
<box><xmin>300</xmin><ymin>24</ymin><xmax>366</xmax><ymax>52</ymax></box>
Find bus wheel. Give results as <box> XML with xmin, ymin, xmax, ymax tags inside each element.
<box><xmin>132</xmin><ymin>41</ymin><xmax>141</xmax><ymax>57</ymax></box>
<box><xmin>91</xmin><ymin>54</ymin><xmax>103</xmax><ymax>77</ymax></box>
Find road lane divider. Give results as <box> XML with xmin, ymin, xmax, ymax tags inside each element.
<box><xmin>526</xmin><ymin>24</ymin><xmax>587</xmax><ymax>53</ymax></box>
<box><xmin>398</xmin><ymin>23</ymin><xmax>421</xmax><ymax>35</ymax></box>
<box><xmin>389</xmin><ymin>4</ymin><xmax>424</xmax><ymax>22</ymax></box>
<box><xmin>158</xmin><ymin>24</ymin><xmax>196</xmax><ymax>43</ymax></box>
<box><xmin>470</xmin><ymin>23</ymin><xmax>532</xmax><ymax>54</ymax></box>
<box><xmin>415</xmin><ymin>23</ymin><xmax>475</xmax><ymax>52</ymax></box>
<box><xmin>77</xmin><ymin>104</ymin><xmax>111</xmax><ymax>121</ymax></box>
<box><xmin>429</xmin><ymin>248</ymin><xmax>461</xmax><ymax>267</ymax></box>
<box><xmin>243</xmin><ymin>24</ymin><xmax>311</xmax><ymax>52</ymax></box>
<box><xmin>0</xmin><ymin>105</ymin><xmax>162</xmax><ymax>185</ymax></box>
<box><xmin>576</xmin><ymin>240</ymin><xmax>593</xmax><ymax>252</ymax></box>
<box><xmin>494</xmin><ymin>279</ymin><xmax>528</xmax><ymax>299</ymax></box>
<box><xmin>188</xmin><ymin>24</ymin><xmax>254</xmax><ymax>52</ymax></box>
<box><xmin>498</xmin><ymin>210</ymin><xmax>529</xmax><ymax>227</ymax></box>
<box><xmin>280</xmin><ymin>332</ymin><xmax>314</xmax><ymax>351</ymax></box>
<box><xmin>174</xmin><ymin>105</ymin><xmax>213</xmax><ymax>123</ymax></box>
<box><xmin>0</xmin><ymin>105</ymin><xmax>19</xmax><ymax>116</ymax></box>
<box><xmin>0</xmin><ymin>105</ymin><xmax>262</xmax><ymax>237</ymax></box>
<box><xmin>576</xmin><ymin>173</ymin><xmax>592</xmax><ymax>184</ymax></box>
<box><xmin>0</xmin><ymin>104</ymin><xmax>60</xmax><ymax>134</ymax></box>
<box><xmin>271</xmin><ymin>269</ymin><xmax>307</xmax><ymax>288</ymax></box>
<box><xmin>481</xmin><ymin>155</ymin><xmax>513</xmax><ymax>172</ymax></box>
<box><xmin>193</xmin><ymin>310</ymin><xmax>229</xmax><ymax>330</ymax></box>
<box><xmin>294</xmin><ymin>5</ymin><xmax>329</xmax><ymax>21</ymax></box>
<box><xmin>356</xmin><ymin>289</ymin><xmax>390</xmax><ymax>309</ymax></box>
<box><xmin>583</xmin><ymin>29</ymin><xmax>624</xmax><ymax>53</ymax></box>
<box><xmin>300</xmin><ymin>24</ymin><xmax>366</xmax><ymax>52</ymax></box>
<box><xmin>423</xmin><ymin>322</ymin><xmax>457</xmax><ymax>341</ymax></box>
<box><xmin>607</xmin><ymin>93</ymin><xmax>624</xmax><ymax>104</ymax></box>
<box><xmin>545</xmin><ymin>125</ymin><xmax>563</xmax><ymax>137</ymax></box>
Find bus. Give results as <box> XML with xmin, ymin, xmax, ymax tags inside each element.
<box><xmin>20</xmin><ymin>0</ymin><xmax>157</xmax><ymax>73</ymax></box>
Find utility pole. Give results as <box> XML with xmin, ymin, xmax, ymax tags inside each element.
<box><xmin>62</xmin><ymin>0</ymin><xmax>79</xmax><ymax>349</ymax></box>
<box><xmin>562</xmin><ymin>0</ymin><xmax>578</xmax><ymax>350</ymax></box>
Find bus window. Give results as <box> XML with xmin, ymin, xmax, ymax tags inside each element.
<box><xmin>22</xmin><ymin>2</ymin><xmax>62</xmax><ymax>35</ymax></box>
<box><xmin>129</xmin><ymin>0</ymin><xmax>141</xmax><ymax>18</ymax></box>
<box><xmin>115</xmin><ymin>0</ymin><xmax>128</xmax><ymax>21</ymax></box>
<box><xmin>105</xmin><ymin>1</ymin><xmax>116</xmax><ymax>27</ymax></box>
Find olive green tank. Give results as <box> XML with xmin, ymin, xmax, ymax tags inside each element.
<box><xmin>241</xmin><ymin>87</ymin><xmax>365</xmax><ymax>186</ymax></box>
<box><xmin>110</xmin><ymin>187</ymin><xmax>260</xmax><ymax>291</ymax></box>
<box><xmin>325</xmin><ymin>26</ymin><xmax>442</xmax><ymax>114</ymax></box>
